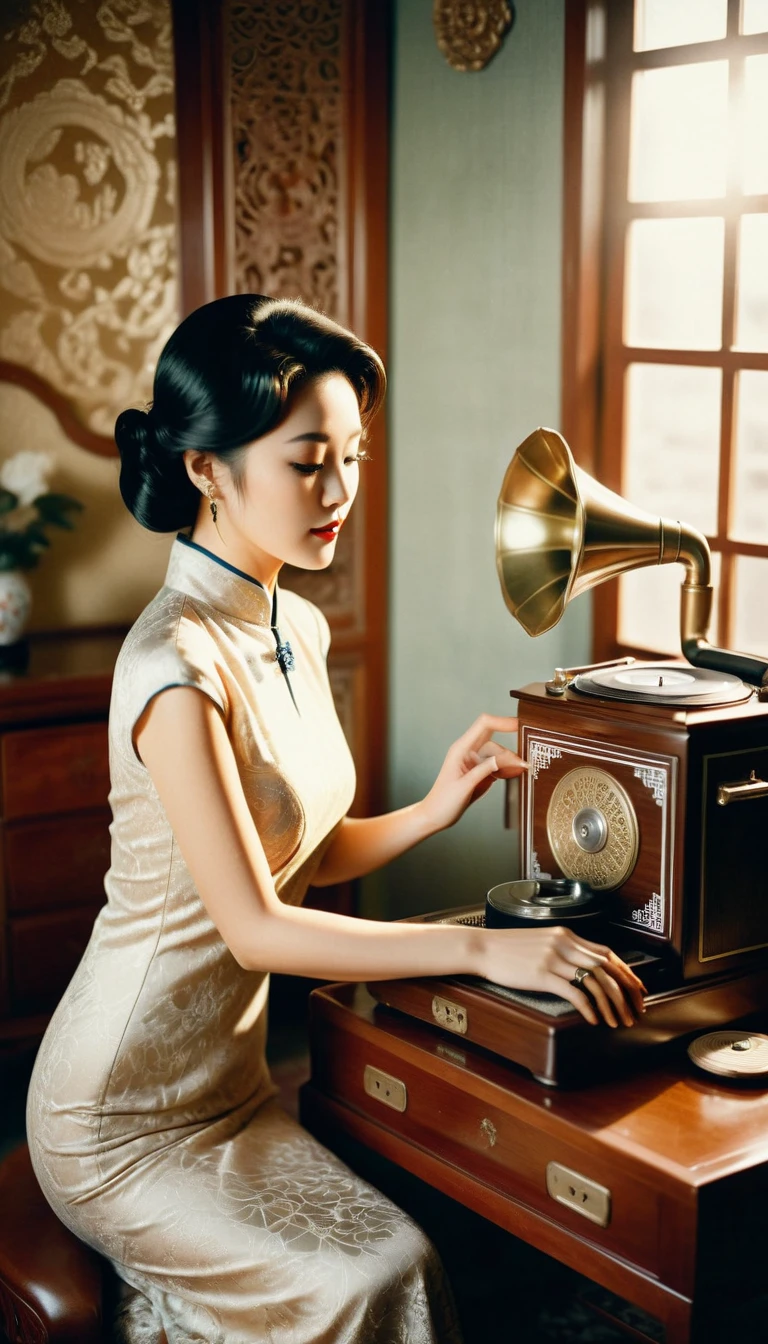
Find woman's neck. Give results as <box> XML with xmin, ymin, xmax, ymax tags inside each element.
<box><xmin>189</xmin><ymin>518</ymin><xmax>282</xmax><ymax>596</ymax></box>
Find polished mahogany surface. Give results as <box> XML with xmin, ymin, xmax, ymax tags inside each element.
<box><xmin>304</xmin><ymin>982</ymin><xmax>768</xmax><ymax>1344</ymax></box>
<box><xmin>310</xmin><ymin>984</ymin><xmax>768</xmax><ymax>1188</ymax></box>
<box><xmin>0</xmin><ymin>1142</ymin><xmax>107</xmax><ymax>1343</ymax></box>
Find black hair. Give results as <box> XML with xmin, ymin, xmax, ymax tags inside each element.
<box><xmin>115</xmin><ymin>294</ymin><xmax>386</xmax><ymax>532</ymax></box>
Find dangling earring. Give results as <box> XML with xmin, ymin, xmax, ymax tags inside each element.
<box><xmin>205</xmin><ymin>484</ymin><xmax>226</xmax><ymax>546</ymax></box>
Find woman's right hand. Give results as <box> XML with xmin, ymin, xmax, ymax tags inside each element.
<box><xmin>478</xmin><ymin>926</ymin><xmax>647</xmax><ymax>1027</ymax></box>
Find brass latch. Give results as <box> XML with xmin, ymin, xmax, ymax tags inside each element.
<box><xmin>546</xmin><ymin>1161</ymin><xmax>611</xmax><ymax>1227</ymax></box>
<box><xmin>363</xmin><ymin>1065</ymin><xmax>407</xmax><ymax>1112</ymax></box>
<box><xmin>717</xmin><ymin>770</ymin><xmax>768</xmax><ymax>806</ymax></box>
<box><xmin>432</xmin><ymin>995</ymin><xmax>468</xmax><ymax>1035</ymax></box>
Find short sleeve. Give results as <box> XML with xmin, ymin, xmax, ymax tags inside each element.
<box><xmin>111</xmin><ymin>596</ymin><xmax>229</xmax><ymax>766</ymax></box>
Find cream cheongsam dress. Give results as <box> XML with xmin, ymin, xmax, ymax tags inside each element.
<box><xmin>26</xmin><ymin>534</ymin><xmax>461</xmax><ymax>1344</ymax></box>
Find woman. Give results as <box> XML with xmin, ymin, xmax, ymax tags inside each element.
<box><xmin>27</xmin><ymin>295</ymin><xmax>645</xmax><ymax>1344</ymax></box>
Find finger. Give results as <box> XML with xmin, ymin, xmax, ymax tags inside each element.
<box><xmin>555</xmin><ymin>935</ymin><xmax>609</xmax><ymax>970</ymax></box>
<box><xmin>543</xmin><ymin>972</ymin><xmax>598</xmax><ymax>1025</ymax></box>
<box><xmin>561</xmin><ymin>932</ymin><xmax>614</xmax><ymax>961</ymax></box>
<box><xmin>560</xmin><ymin>937</ymin><xmax>646</xmax><ymax>1006</ymax></box>
<box><xmin>459</xmin><ymin>714</ymin><xmax>520</xmax><ymax>753</ymax></box>
<box><xmin>589</xmin><ymin>967</ymin><xmax>635</xmax><ymax>1027</ymax></box>
<box><xmin>602</xmin><ymin>959</ymin><xmax>647</xmax><ymax>1015</ymax></box>
<box><xmin>605</xmin><ymin>950</ymin><xmax>648</xmax><ymax>997</ymax></box>
<box><xmin>575</xmin><ymin>971</ymin><xmax>619</xmax><ymax>1028</ymax></box>
<box><xmin>474</xmin><ymin>744</ymin><xmax>529</xmax><ymax>775</ymax></box>
<box><xmin>466</xmin><ymin>755</ymin><xmax>500</xmax><ymax>788</ymax></box>
<box><xmin>548</xmin><ymin>953</ymin><xmax>589</xmax><ymax>983</ymax></box>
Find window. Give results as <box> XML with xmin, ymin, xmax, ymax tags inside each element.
<box><xmin>563</xmin><ymin>0</ymin><xmax>768</xmax><ymax>664</ymax></box>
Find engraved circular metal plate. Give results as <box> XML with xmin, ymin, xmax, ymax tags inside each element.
<box><xmin>687</xmin><ymin>1031</ymin><xmax>768</xmax><ymax>1079</ymax></box>
<box><xmin>572</xmin><ymin>806</ymin><xmax>608</xmax><ymax>853</ymax></box>
<box><xmin>573</xmin><ymin>662</ymin><xmax>751</xmax><ymax>706</ymax></box>
<box><xmin>546</xmin><ymin>767</ymin><xmax>639</xmax><ymax>891</ymax></box>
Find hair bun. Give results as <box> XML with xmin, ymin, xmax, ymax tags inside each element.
<box><xmin>115</xmin><ymin>405</ymin><xmax>154</xmax><ymax>464</ymax></box>
<box><xmin>115</xmin><ymin>406</ymin><xmax>196</xmax><ymax>532</ymax></box>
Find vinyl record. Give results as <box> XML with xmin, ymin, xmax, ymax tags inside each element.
<box><xmin>687</xmin><ymin>1031</ymin><xmax>768</xmax><ymax>1078</ymax></box>
<box><xmin>573</xmin><ymin>663</ymin><xmax>752</xmax><ymax>707</ymax></box>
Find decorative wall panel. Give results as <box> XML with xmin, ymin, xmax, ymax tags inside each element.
<box><xmin>227</xmin><ymin>0</ymin><xmax>344</xmax><ymax>317</ymax></box>
<box><xmin>226</xmin><ymin>0</ymin><xmax>364</xmax><ymax>628</ymax></box>
<box><xmin>0</xmin><ymin>0</ymin><xmax>178</xmax><ymax>439</ymax></box>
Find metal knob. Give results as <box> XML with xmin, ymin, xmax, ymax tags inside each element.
<box><xmin>572</xmin><ymin>807</ymin><xmax>608</xmax><ymax>854</ymax></box>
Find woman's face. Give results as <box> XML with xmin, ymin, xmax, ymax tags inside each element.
<box><xmin>186</xmin><ymin>373</ymin><xmax>364</xmax><ymax>589</ymax></box>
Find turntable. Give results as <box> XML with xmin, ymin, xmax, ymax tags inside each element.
<box><xmin>369</xmin><ymin>428</ymin><xmax>768</xmax><ymax>1085</ymax></box>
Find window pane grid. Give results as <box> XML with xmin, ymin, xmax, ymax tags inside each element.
<box><xmin>601</xmin><ymin>0</ymin><xmax>768</xmax><ymax>663</ymax></box>
<box><xmin>627</xmin><ymin>28</ymin><xmax>768</xmax><ymax>68</ymax></box>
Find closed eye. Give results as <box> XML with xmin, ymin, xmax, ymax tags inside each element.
<box><xmin>291</xmin><ymin>454</ymin><xmax>369</xmax><ymax>476</ymax></box>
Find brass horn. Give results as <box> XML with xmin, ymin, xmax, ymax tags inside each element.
<box><xmin>495</xmin><ymin>427</ymin><xmax>768</xmax><ymax>687</ymax></box>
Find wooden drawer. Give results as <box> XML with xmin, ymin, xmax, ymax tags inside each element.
<box><xmin>310</xmin><ymin>1003</ymin><xmax>664</xmax><ymax>1278</ymax></box>
<box><xmin>1</xmin><ymin>811</ymin><xmax>112</xmax><ymax>914</ymax></box>
<box><xmin>1</xmin><ymin>722</ymin><xmax>109</xmax><ymax>820</ymax></box>
<box><xmin>8</xmin><ymin>906</ymin><xmax>102</xmax><ymax>1014</ymax></box>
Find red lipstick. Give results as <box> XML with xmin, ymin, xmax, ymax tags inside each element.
<box><xmin>309</xmin><ymin>519</ymin><xmax>342</xmax><ymax>541</ymax></box>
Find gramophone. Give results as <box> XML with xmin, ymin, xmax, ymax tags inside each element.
<box><xmin>369</xmin><ymin>428</ymin><xmax>768</xmax><ymax>1085</ymax></box>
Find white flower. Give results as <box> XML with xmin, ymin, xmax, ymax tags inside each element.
<box><xmin>0</xmin><ymin>451</ymin><xmax>53</xmax><ymax>506</ymax></box>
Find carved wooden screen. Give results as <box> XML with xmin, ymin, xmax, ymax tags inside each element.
<box><xmin>172</xmin><ymin>0</ymin><xmax>390</xmax><ymax>827</ymax></box>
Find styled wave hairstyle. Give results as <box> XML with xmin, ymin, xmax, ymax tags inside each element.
<box><xmin>115</xmin><ymin>295</ymin><xmax>386</xmax><ymax>532</ymax></box>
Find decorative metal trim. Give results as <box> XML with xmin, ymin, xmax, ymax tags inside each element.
<box><xmin>433</xmin><ymin>0</ymin><xmax>515</xmax><ymax>73</ymax></box>
<box><xmin>530</xmin><ymin>849</ymin><xmax>551</xmax><ymax>881</ymax></box>
<box><xmin>634</xmin><ymin>765</ymin><xmax>666</xmax><ymax>806</ymax></box>
<box><xmin>631</xmin><ymin>891</ymin><xmax>664</xmax><ymax>934</ymax></box>
<box><xmin>529</xmin><ymin>741</ymin><xmax>562</xmax><ymax>780</ymax></box>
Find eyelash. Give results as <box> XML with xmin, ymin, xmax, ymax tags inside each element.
<box><xmin>291</xmin><ymin>451</ymin><xmax>370</xmax><ymax>476</ymax></box>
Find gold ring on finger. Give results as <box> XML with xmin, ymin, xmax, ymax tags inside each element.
<box><xmin>571</xmin><ymin>966</ymin><xmax>592</xmax><ymax>988</ymax></box>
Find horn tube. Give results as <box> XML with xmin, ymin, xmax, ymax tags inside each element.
<box><xmin>496</xmin><ymin>428</ymin><xmax>768</xmax><ymax>688</ymax></box>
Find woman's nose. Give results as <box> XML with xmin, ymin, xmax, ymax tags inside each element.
<box><xmin>321</xmin><ymin>466</ymin><xmax>353</xmax><ymax>508</ymax></box>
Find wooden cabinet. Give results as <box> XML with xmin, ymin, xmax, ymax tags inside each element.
<box><xmin>303</xmin><ymin>982</ymin><xmax>768</xmax><ymax>1344</ymax></box>
<box><xmin>0</xmin><ymin>633</ymin><xmax>122</xmax><ymax>1043</ymax></box>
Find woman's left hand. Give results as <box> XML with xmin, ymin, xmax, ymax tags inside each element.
<box><xmin>420</xmin><ymin>713</ymin><xmax>527</xmax><ymax>833</ymax></box>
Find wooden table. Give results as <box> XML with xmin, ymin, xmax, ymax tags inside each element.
<box><xmin>301</xmin><ymin>983</ymin><xmax>768</xmax><ymax>1344</ymax></box>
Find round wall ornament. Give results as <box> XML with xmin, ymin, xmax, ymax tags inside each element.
<box><xmin>433</xmin><ymin>0</ymin><xmax>515</xmax><ymax>73</ymax></box>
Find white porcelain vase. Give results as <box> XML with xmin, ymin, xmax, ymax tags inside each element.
<box><xmin>0</xmin><ymin>570</ymin><xmax>32</xmax><ymax>645</ymax></box>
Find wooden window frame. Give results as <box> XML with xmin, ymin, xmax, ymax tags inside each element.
<box><xmin>563</xmin><ymin>0</ymin><xmax>768</xmax><ymax>665</ymax></box>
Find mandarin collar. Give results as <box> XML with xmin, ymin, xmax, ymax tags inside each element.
<box><xmin>164</xmin><ymin>533</ymin><xmax>273</xmax><ymax>627</ymax></box>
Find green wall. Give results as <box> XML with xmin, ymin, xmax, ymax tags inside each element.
<box><xmin>376</xmin><ymin>0</ymin><xmax>591</xmax><ymax>918</ymax></box>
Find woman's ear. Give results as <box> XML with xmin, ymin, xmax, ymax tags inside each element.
<box><xmin>183</xmin><ymin>450</ymin><xmax>214</xmax><ymax>492</ymax></box>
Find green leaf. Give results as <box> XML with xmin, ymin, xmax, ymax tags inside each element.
<box><xmin>34</xmin><ymin>495</ymin><xmax>84</xmax><ymax>529</ymax></box>
<box><xmin>34</xmin><ymin>493</ymin><xmax>84</xmax><ymax>518</ymax></box>
<box><xmin>0</xmin><ymin>534</ymin><xmax>34</xmax><ymax>570</ymax></box>
<box><xmin>24</xmin><ymin>524</ymin><xmax>51</xmax><ymax>548</ymax></box>
<box><xmin>0</xmin><ymin>489</ymin><xmax>19</xmax><ymax>516</ymax></box>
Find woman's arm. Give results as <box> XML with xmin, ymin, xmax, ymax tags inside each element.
<box><xmin>313</xmin><ymin>714</ymin><xmax>526</xmax><ymax>886</ymax></box>
<box><xmin>135</xmin><ymin>689</ymin><xmax>646</xmax><ymax>1027</ymax></box>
